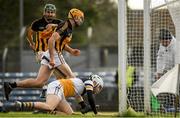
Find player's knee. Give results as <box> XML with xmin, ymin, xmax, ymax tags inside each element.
<box><xmin>47</xmin><ymin>105</ymin><xmax>56</xmax><ymax>112</ymax></box>
<box><xmin>34</xmin><ymin>80</ymin><xmax>45</xmax><ymax>87</ymax></box>
<box><xmin>65</xmin><ymin>111</ymin><xmax>73</xmax><ymax>115</ymax></box>
<box><xmin>64</xmin><ymin>108</ymin><xmax>74</xmax><ymax>115</ymax></box>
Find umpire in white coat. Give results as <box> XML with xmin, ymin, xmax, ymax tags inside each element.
<box><xmin>156</xmin><ymin>29</ymin><xmax>176</xmax><ymax>80</ymax></box>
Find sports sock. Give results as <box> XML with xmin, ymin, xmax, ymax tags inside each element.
<box><xmin>21</xmin><ymin>102</ymin><xmax>35</xmax><ymax>111</ymax></box>
<box><xmin>48</xmin><ymin>110</ymin><xmax>57</xmax><ymax>115</ymax></box>
<box><xmin>9</xmin><ymin>82</ymin><xmax>17</xmax><ymax>88</ymax></box>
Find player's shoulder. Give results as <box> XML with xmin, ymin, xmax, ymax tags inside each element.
<box><xmin>80</xmin><ymin>76</ymin><xmax>92</xmax><ymax>82</ymax></box>
<box><xmin>30</xmin><ymin>18</ymin><xmax>46</xmax><ymax>28</ymax></box>
<box><xmin>31</xmin><ymin>17</ymin><xmax>44</xmax><ymax>24</ymax></box>
<box><xmin>71</xmin><ymin>77</ymin><xmax>84</xmax><ymax>85</ymax></box>
<box><xmin>56</xmin><ymin>20</ymin><xmax>70</xmax><ymax>33</ymax></box>
<box><xmin>52</xmin><ymin>18</ymin><xmax>64</xmax><ymax>24</ymax></box>
<box><xmin>81</xmin><ymin>77</ymin><xmax>93</xmax><ymax>86</ymax></box>
<box><xmin>57</xmin><ymin>20</ymin><xmax>66</xmax><ymax>28</ymax></box>
<box><xmin>82</xmin><ymin>76</ymin><xmax>94</xmax><ymax>91</ymax></box>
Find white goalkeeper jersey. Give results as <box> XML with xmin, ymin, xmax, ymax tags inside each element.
<box><xmin>156</xmin><ymin>37</ymin><xmax>176</xmax><ymax>74</ymax></box>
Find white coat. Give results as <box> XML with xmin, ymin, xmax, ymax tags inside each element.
<box><xmin>156</xmin><ymin>37</ymin><xmax>176</xmax><ymax>74</ymax></box>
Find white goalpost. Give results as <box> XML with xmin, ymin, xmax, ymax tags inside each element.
<box><xmin>143</xmin><ymin>0</ymin><xmax>151</xmax><ymax>114</ymax></box>
<box><xmin>118</xmin><ymin>0</ymin><xmax>127</xmax><ymax>114</ymax></box>
<box><xmin>118</xmin><ymin>0</ymin><xmax>180</xmax><ymax>117</ymax></box>
<box><xmin>118</xmin><ymin>0</ymin><xmax>152</xmax><ymax>114</ymax></box>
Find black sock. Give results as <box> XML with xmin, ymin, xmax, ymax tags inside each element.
<box><xmin>48</xmin><ymin>110</ymin><xmax>57</xmax><ymax>115</ymax></box>
<box><xmin>9</xmin><ymin>82</ymin><xmax>17</xmax><ymax>88</ymax></box>
<box><xmin>21</xmin><ymin>102</ymin><xmax>35</xmax><ymax>111</ymax></box>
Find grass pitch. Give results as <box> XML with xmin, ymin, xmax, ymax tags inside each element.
<box><xmin>0</xmin><ymin>112</ymin><xmax>119</xmax><ymax>118</ymax></box>
<box><xmin>1</xmin><ymin>111</ymin><xmax>177</xmax><ymax>118</ymax></box>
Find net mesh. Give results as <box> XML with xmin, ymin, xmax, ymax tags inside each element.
<box><xmin>125</xmin><ymin>0</ymin><xmax>180</xmax><ymax>116</ymax></box>
<box><xmin>165</xmin><ymin>0</ymin><xmax>180</xmax><ymax>63</ymax></box>
<box><xmin>127</xmin><ymin>9</ymin><xmax>144</xmax><ymax>112</ymax></box>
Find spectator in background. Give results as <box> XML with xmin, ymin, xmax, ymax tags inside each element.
<box><xmin>155</xmin><ymin>29</ymin><xmax>176</xmax><ymax>112</ymax></box>
<box><xmin>115</xmin><ymin>66</ymin><xmax>137</xmax><ymax>89</ymax></box>
<box><xmin>156</xmin><ymin>29</ymin><xmax>176</xmax><ymax>80</ymax></box>
<box><xmin>114</xmin><ymin>64</ymin><xmax>138</xmax><ymax>107</ymax></box>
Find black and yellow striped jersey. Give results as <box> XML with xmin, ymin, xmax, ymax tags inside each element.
<box><xmin>54</xmin><ymin>20</ymin><xmax>73</xmax><ymax>53</ymax></box>
<box><xmin>31</xmin><ymin>17</ymin><xmax>63</xmax><ymax>52</ymax></box>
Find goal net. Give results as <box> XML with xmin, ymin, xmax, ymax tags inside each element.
<box><xmin>119</xmin><ymin>0</ymin><xmax>180</xmax><ymax>117</ymax></box>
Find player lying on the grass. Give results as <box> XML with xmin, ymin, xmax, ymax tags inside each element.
<box><xmin>4</xmin><ymin>74</ymin><xmax>103</xmax><ymax>115</ymax></box>
<box><xmin>3</xmin><ymin>8</ymin><xmax>84</xmax><ymax>101</ymax></box>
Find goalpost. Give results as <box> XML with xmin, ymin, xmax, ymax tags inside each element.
<box><xmin>118</xmin><ymin>0</ymin><xmax>127</xmax><ymax>114</ymax></box>
<box><xmin>118</xmin><ymin>0</ymin><xmax>180</xmax><ymax>116</ymax></box>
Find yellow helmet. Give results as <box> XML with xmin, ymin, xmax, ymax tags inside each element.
<box><xmin>68</xmin><ymin>8</ymin><xmax>84</xmax><ymax>26</ymax></box>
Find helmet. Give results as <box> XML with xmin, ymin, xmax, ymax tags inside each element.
<box><xmin>68</xmin><ymin>8</ymin><xmax>84</xmax><ymax>26</ymax></box>
<box><xmin>89</xmin><ymin>74</ymin><xmax>104</xmax><ymax>94</ymax></box>
<box><xmin>68</xmin><ymin>8</ymin><xmax>84</xmax><ymax>19</ymax></box>
<box><xmin>44</xmin><ymin>4</ymin><xmax>56</xmax><ymax>12</ymax></box>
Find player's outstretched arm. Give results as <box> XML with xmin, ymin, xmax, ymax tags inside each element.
<box><xmin>64</xmin><ymin>45</ymin><xmax>80</xmax><ymax>56</ymax></box>
<box><xmin>86</xmin><ymin>90</ymin><xmax>97</xmax><ymax>114</ymax></box>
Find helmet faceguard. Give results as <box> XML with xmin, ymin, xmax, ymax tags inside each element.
<box><xmin>89</xmin><ymin>74</ymin><xmax>104</xmax><ymax>94</ymax></box>
<box><xmin>68</xmin><ymin>8</ymin><xmax>84</xmax><ymax>26</ymax></box>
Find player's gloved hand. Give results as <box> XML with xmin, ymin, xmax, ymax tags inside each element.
<box><xmin>80</xmin><ymin>104</ymin><xmax>100</xmax><ymax>114</ymax></box>
<box><xmin>80</xmin><ymin>105</ymin><xmax>91</xmax><ymax>114</ymax></box>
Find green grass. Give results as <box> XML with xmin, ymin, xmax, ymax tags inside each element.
<box><xmin>0</xmin><ymin>111</ymin><xmax>178</xmax><ymax>118</ymax></box>
<box><xmin>0</xmin><ymin>112</ymin><xmax>119</xmax><ymax>118</ymax></box>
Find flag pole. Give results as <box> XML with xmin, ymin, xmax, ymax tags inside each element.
<box><xmin>175</xmin><ymin>64</ymin><xmax>180</xmax><ymax>117</ymax></box>
<box><xmin>175</xmin><ymin>95</ymin><xmax>179</xmax><ymax>117</ymax></box>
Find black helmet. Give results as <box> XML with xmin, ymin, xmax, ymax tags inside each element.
<box><xmin>44</xmin><ymin>4</ymin><xmax>56</xmax><ymax>12</ymax></box>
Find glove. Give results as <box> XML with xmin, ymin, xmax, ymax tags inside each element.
<box><xmin>80</xmin><ymin>105</ymin><xmax>91</xmax><ymax>114</ymax></box>
<box><xmin>80</xmin><ymin>105</ymin><xmax>100</xmax><ymax>114</ymax></box>
<box><xmin>79</xmin><ymin>101</ymin><xmax>86</xmax><ymax>109</ymax></box>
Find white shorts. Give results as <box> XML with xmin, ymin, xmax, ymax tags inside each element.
<box><xmin>35</xmin><ymin>51</ymin><xmax>44</xmax><ymax>63</ymax></box>
<box><xmin>41</xmin><ymin>50</ymin><xmax>66</xmax><ymax>69</ymax></box>
<box><xmin>47</xmin><ymin>80</ymin><xmax>65</xmax><ymax>100</ymax></box>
